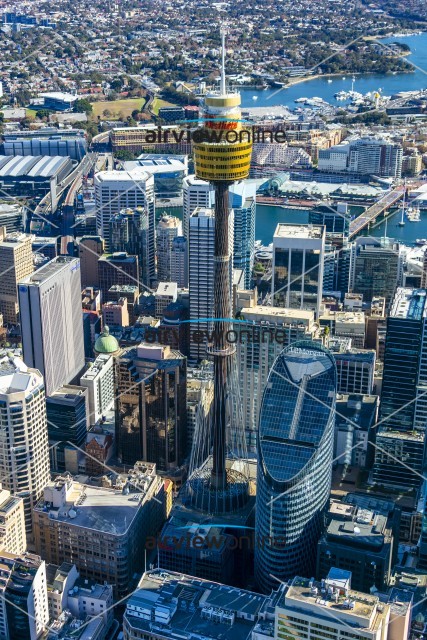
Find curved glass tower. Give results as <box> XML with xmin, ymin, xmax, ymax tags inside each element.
<box><xmin>255</xmin><ymin>340</ymin><xmax>336</xmax><ymax>593</ymax></box>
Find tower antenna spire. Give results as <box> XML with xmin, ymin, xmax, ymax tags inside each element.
<box><xmin>220</xmin><ymin>28</ymin><xmax>226</xmax><ymax>95</ymax></box>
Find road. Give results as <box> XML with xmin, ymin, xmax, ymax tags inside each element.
<box><xmin>348</xmin><ymin>186</ymin><xmax>404</xmax><ymax>239</ymax></box>
<box><xmin>30</xmin><ymin>153</ymin><xmax>98</xmax><ymax>235</ymax></box>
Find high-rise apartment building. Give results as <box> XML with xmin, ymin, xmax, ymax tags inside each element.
<box><xmin>272</xmin><ymin>223</ymin><xmax>325</xmax><ymax>317</ymax></box>
<box><xmin>0</xmin><ymin>354</ymin><xmax>50</xmax><ymax>536</ymax></box>
<box><xmin>254</xmin><ymin>341</ymin><xmax>336</xmax><ymax>593</ymax></box>
<box><xmin>94</xmin><ymin>170</ymin><xmax>155</xmax><ymax>284</ymax></box>
<box><xmin>0</xmin><ymin>552</ymin><xmax>49</xmax><ymax>640</ymax></box>
<box><xmin>157</xmin><ymin>215</ymin><xmax>182</xmax><ymax>283</ymax></box>
<box><xmin>33</xmin><ymin>464</ymin><xmax>165</xmax><ymax>598</ymax></box>
<box><xmin>348</xmin><ymin>138</ymin><xmax>403</xmax><ymax>178</ymax></box>
<box><xmin>188</xmin><ymin>207</ymin><xmax>233</xmax><ymax>361</ymax></box>
<box><xmin>319</xmin><ymin>137</ymin><xmax>403</xmax><ymax>178</ymax></box>
<box><xmin>0</xmin><ymin>228</ymin><xmax>33</xmax><ymax>324</ymax></box>
<box><xmin>78</xmin><ymin>236</ymin><xmax>104</xmax><ymax>287</ymax></box>
<box><xmin>18</xmin><ymin>257</ymin><xmax>85</xmax><ymax>396</ymax></box>
<box><xmin>115</xmin><ymin>343</ymin><xmax>187</xmax><ymax>470</ymax></box>
<box><xmin>170</xmin><ymin>236</ymin><xmax>188</xmax><ymax>288</ymax></box>
<box><xmin>350</xmin><ymin>237</ymin><xmax>403</xmax><ymax>306</ymax></box>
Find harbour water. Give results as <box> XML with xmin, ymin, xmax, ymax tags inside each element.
<box><xmin>240</xmin><ymin>32</ymin><xmax>427</xmax><ymax>110</ymax></box>
<box><xmin>251</xmin><ymin>31</ymin><xmax>427</xmax><ymax>246</ymax></box>
<box><xmin>255</xmin><ymin>204</ymin><xmax>427</xmax><ymax>246</ymax></box>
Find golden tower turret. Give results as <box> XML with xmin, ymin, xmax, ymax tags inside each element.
<box><xmin>193</xmin><ymin>30</ymin><xmax>252</xmax><ymax>182</ymax></box>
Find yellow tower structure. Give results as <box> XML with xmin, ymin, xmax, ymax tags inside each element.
<box><xmin>193</xmin><ymin>31</ymin><xmax>252</xmax><ymax>182</ymax></box>
<box><xmin>190</xmin><ymin>31</ymin><xmax>252</xmax><ymax>513</ymax></box>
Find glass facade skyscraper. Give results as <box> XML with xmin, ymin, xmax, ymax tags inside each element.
<box><xmin>272</xmin><ymin>224</ymin><xmax>325</xmax><ymax>318</ymax></box>
<box><xmin>254</xmin><ymin>341</ymin><xmax>336</xmax><ymax>593</ymax></box>
<box><xmin>372</xmin><ymin>288</ymin><xmax>427</xmax><ymax>491</ymax></box>
<box><xmin>115</xmin><ymin>344</ymin><xmax>187</xmax><ymax>471</ymax></box>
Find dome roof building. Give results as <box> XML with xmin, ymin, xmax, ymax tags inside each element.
<box><xmin>94</xmin><ymin>326</ymin><xmax>120</xmax><ymax>356</ymax></box>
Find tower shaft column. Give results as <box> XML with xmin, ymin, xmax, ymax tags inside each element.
<box><xmin>211</xmin><ymin>181</ymin><xmax>232</xmax><ymax>490</ymax></box>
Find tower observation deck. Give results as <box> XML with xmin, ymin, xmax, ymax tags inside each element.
<box><xmin>188</xmin><ymin>31</ymin><xmax>253</xmax><ymax>514</ymax></box>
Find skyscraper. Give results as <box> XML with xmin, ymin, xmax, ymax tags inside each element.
<box><xmin>78</xmin><ymin>236</ymin><xmax>104</xmax><ymax>287</ymax></box>
<box><xmin>170</xmin><ymin>236</ymin><xmax>188</xmax><ymax>288</ymax></box>
<box><xmin>157</xmin><ymin>215</ymin><xmax>182</xmax><ymax>283</ymax></box>
<box><xmin>94</xmin><ymin>169</ymin><xmax>155</xmax><ymax>284</ymax></box>
<box><xmin>97</xmin><ymin>252</ymin><xmax>139</xmax><ymax>301</ymax></box>
<box><xmin>378</xmin><ymin>288</ymin><xmax>427</xmax><ymax>433</ymax></box>
<box><xmin>235</xmin><ymin>296</ymin><xmax>318</xmax><ymax>451</ymax></box>
<box><xmin>46</xmin><ymin>385</ymin><xmax>89</xmax><ymax>472</ymax></box>
<box><xmin>183</xmin><ymin>175</ymin><xmax>214</xmax><ymax>239</ymax></box>
<box><xmin>232</xmin><ymin>190</ymin><xmax>256</xmax><ymax>290</ymax></box>
<box><xmin>272</xmin><ymin>223</ymin><xmax>325</xmax><ymax>317</ymax></box>
<box><xmin>0</xmin><ymin>228</ymin><xmax>33</xmax><ymax>324</ymax></box>
<box><xmin>115</xmin><ymin>343</ymin><xmax>187</xmax><ymax>471</ymax></box>
<box><xmin>18</xmin><ymin>257</ymin><xmax>85</xmax><ymax>396</ymax></box>
<box><xmin>348</xmin><ymin>138</ymin><xmax>403</xmax><ymax>178</ymax></box>
<box><xmin>0</xmin><ymin>354</ymin><xmax>50</xmax><ymax>536</ymax></box>
<box><xmin>183</xmin><ymin>177</ymin><xmax>255</xmax><ymax>289</ymax></box>
<box><xmin>109</xmin><ymin>207</ymin><xmax>152</xmax><ymax>287</ymax></box>
<box><xmin>254</xmin><ymin>341</ymin><xmax>336</xmax><ymax>593</ymax></box>
<box><xmin>350</xmin><ymin>237</ymin><xmax>403</xmax><ymax>306</ymax></box>
<box><xmin>0</xmin><ymin>552</ymin><xmax>49</xmax><ymax>640</ymax></box>
<box><xmin>188</xmin><ymin>207</ymin><xmax>233</xmax><ymax>362</ymax></box>
<box><xmin>372</xmin><ymin>288</ymin><xmax>427</xmax><ymax>490</ymax></box>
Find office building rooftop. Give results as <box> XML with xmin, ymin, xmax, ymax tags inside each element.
<box><xmin>35</xmin><ymin>463</ymin><xmax>159</xmax><ymax>535</ymax></box>
<box><xmin>281</xmin><ymin>572</ymin><xmax>388</xmax><ymax>631</ymax></box>
<box><xmin>390</xmin><ymin>288</ymin><xmax>427</xmax><ymax>320</ymax></box>
<box><xmin>0</xmin><ymin>353</ymin><xmax>40</xmax><ymax>394</ymax></box>
<box><xmin>20</xmin><ymin>256</ymin><xmax>78</xmax><ymax>286</ymax></box>
<box><xmin>80</xmin><ymin>354</ymin><xmax>113</xmax><ymax>382</ymax></box>
<box><xmin>94</xmin><ymin>168</ymin><xmax>152</xmax><ymax>182</ymax></box>
<box><xmin>156</xmin><ymin>282</ymin><xmax>178</xmax><ymax>298</ymax></box>
<box><xmin>125</xmin><ymin>569</ymin><xmax>270</xmax><ymax>640</ymax></box>
<box><xmin>274</xmin><ymin>223</ymin><xmax>324</xmax><ymax>240</ymax></box>
<box><xmin>325</xmin><ymin>500</ymin><xmax>391</xmax><ymax>551</ymax></box>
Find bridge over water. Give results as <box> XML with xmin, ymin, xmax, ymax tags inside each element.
<box><xmin>349</xmin><ymin>186</ymin><xmax>404</xmax><ymax>239</ymax></box>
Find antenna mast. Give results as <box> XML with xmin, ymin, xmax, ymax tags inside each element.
<box><xmin>220</xmin><ymin>29</ymin><xmax>226</xmax><ymax>95</ymax></box>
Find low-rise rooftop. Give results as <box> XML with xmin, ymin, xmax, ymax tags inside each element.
<box><xmin>125</xmin><ymin>569</ymin><xmax>270</xmax><ymax>640</ymax></box>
